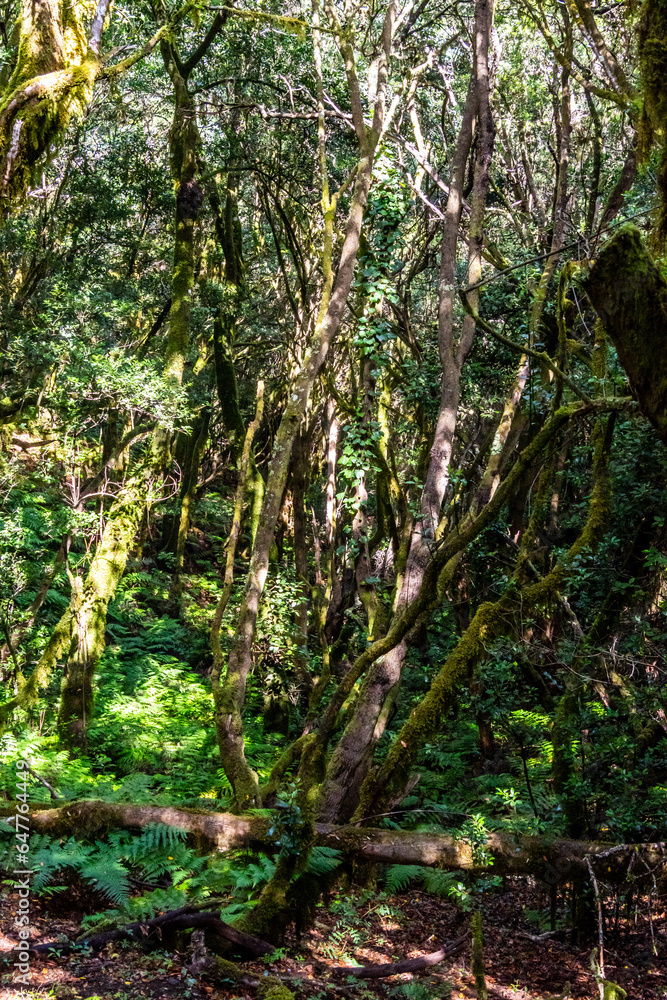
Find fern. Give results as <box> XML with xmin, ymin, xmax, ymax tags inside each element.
<box><xmin>220</xmin><ymin>899</ymin><xmax>256</xmax><ymax>920</ymax></box>
<box><xmin>136</xmin><ymin>823</ymin><xmax>186</xmax><ymax>851</ymax></box>
<box><xmin>81</xmin><ymin>885</ymin><xmax>187</xmax><ymax>930</ymax></box>
<box><xmin>384</xmin><ymin>864</ymin><xmax>427</xmax><ymax>892</ymax></box>
<box><xmin>306</xmin><ymin>846</ymin><xmax>342</xmax><ymax>876</ymax></box>
<box><xmin>77</xmin><ymin>854</ymin><xmax>131</xmax><ymax>906</ymax></box>
<box><xmin>384</xmin><ymin>864</ymin><xmax>460</xmax><ymax>898</ymax></box>
<box><xmin>233</xmin><ymin>855</ymin><xmax>276</xmax><ymax>889</ymax></box>
<box><xmin>107</xmin><ymin>773</ymin><xmax>155</xmax><ymax>803</ymax></box>
<box><xmin>9</xmin><ymin>825</ymin><xmax>206</xmax><ymax>911</ymax></box>
<box><xmin>421</xmin><ymin>868</ymin><xmax>457</xmax><ymax>897</ymax></box>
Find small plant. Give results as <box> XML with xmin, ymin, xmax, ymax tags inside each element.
<box><xmin>263</xmin><ymin>946</ymin><xmax>289</xmax><ymax>964</ymax></box>
<box><xmin>388</xmin><ymin>979</ymin><xmax>453</xmax><ymax>1000</ymax></box>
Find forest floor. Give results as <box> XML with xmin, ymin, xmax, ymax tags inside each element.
<box><xmin>1</xmin><ymin>880</ymin><xmax>665</xmax><ymax>1000</ymax></box>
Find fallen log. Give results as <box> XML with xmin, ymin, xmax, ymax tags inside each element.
<box><xmin>331</xmin><ymin>933</ymin><xmax>468</xmax><ymax>978</ymax></box>
<box><xmin>30</xmin><ymin>906</ymin><xmax>273</xmax><ymax>957</ymax></box>
<box><xmin>1</xmin><ymin>799</ymin><xmax>665</xmax><ymax>881</ymax></box>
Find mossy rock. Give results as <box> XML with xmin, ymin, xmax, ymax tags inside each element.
<box><xmin>208</xmin><ymin>957</ymin><xmax>246</xmax><ymax>983</ymax></box>
<box><xmin>257</xmin><ymin>975</ymin><xmax>296</xmax><ymax>1000</ymax></box>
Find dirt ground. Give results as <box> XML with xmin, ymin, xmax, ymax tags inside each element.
<box><xmin>1</xmin><ymin>879</ymin><xmax>665</xmax><ymax>1000</ymax></box>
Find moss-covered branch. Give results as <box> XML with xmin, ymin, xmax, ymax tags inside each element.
<box><xmin>354</xmin><ymin>414</ymin><xmax>615</xmax><ymax>819</ymax></box>
<box><xmin>0</xmin><ymin>0</ymin><xmax>197</xmax><ymax>209</ymax></box>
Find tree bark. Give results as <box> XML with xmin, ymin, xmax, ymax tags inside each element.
<box><xmin>55</xmin><ymin>36</ymin><xmax>206</xmax><ymax>746</ymax></box>
<box><xmin>216</xmin><ymin>0</ymin><xmax>397</xmax><ymax>810</ymax></box>
<box><xmin>354</xmin><ymin>414</ymin><xmax>614</xmax><ymax>819</ymax></box>
<box><xmin>6</xmin><ymin>798</ymin><xmax>664</xmax><ymax>881</ymax></box>
<box><xmin>316</xmin><ymin>0</ymin><xmax>494</xmax><ymax>824</ymax></box>
<box><xmin>56</xmin><ymin>478</ymin><xmax>149</xmax><ymax>745</ymax></box>
<box><xmin>584</xmin><ymin>224</ymin><xmax>667</xmax><ymax>445</ymax></box>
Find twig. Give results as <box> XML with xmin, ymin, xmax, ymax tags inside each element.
<box><xmin>586</xmin><ymin>855</ymin><xmax>605</xmax><ymax>981</ymax></box>
<box><xmin>460</xmin><ymin>207</ymin><xmax>654</xmax><ymax>294</ymax></box>
<box><xmin>458</xmin><ymin>290</ymin><xmax>593</xmax><ymax>404</ymax></box>
<box><xmin>25</xmin><ymin>766</ymin><xmax>60</xmax><ymax>801</ymax></box>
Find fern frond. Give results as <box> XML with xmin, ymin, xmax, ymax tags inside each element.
<box><xmin>384</xmin><ymin>864</ymin><xmax>427</xmax><ymax>893</ymax></box>
<box><xmin>422</xmin><ymin>868</ymin><xmax>456</xmax><ymax>897</ymax></box>
<box><xmin>78</xmin><ymin>858</ymin><xmax>131</xmax><ymax>906</ymax></box>
<box><xmin>306</xmin><ymin>846</ymin><xmax>342</xmax><ymax>876</ymax></box>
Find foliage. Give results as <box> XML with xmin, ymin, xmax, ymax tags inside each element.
<box><xmin>0</xmin><ymin>0</ymin><xmax>664</xmax><ymax>974</ymax></box>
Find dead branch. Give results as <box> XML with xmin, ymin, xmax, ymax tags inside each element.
<box><xmin>30</xmin><ymin>906</ymin><xmax>273</xmax><ymax>957</ymax></box>
<box><xmin>331</xmin><ymin>933</ymin><xmax>468</xmax><ymax>978</ymax></box>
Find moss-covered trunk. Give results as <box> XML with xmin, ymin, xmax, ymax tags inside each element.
<box><xmin>0</xmin><ymin>0</ymin><xmax>199</xmax><ymax>211</ymax></box>
<box><xmin>170</xmin><ymin>411</ymin><xmax>210</xmax><ymax>603</ymax></box>
<box><xmin>57</xmin><ymin>481</ymin><xmax>147</xmax><ymax>745</ymax></box>
<box><xmin>354</xmin><ymin>416</ymin><xmax>614</xmax><ymax>820</ymax></box>
<box><xmin>585</xmin><ymin>225</ymin><xmax>667</xmax><ymax>444</ymax></box>
<box><xmin>55</xmin><ymin>37</ymin><xmax>204</xmax><ymax>744</ymax></box>
<box><xmin>316</xmin><ymin>0</ymin><xmax>493</xmax><ymax>824</ymax></box>
<box><xmin>0</xmin><ymin>0</ymin><xmax>104</xmax><ymax>208</ymax></box>
<box><xmin>215</xmin><ymin>0</ymin><xmax>397</xmax><ymax>811</ymax></box>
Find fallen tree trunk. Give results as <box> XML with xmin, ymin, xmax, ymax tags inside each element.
<box><xmin>2</xmin><ymin>799</ymin><xmax>664</xmax><ymax>881</ymax></box>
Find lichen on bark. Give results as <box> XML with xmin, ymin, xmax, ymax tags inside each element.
<box><xmin>354</xmin><ymin>414</ymin><xmax>614</xmax><ymax>819</ymax></box>
<box><xmin>584</xmin><ymin>225</ymin><xmax>667</xmax><ymax>444</ymax></box>
<box><xmin>0</xmin><ymin>0</ymin><xmax>99</xmax><ymax>208</ymax></box>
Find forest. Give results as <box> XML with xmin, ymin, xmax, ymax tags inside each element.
<box><xmin>0</xmin><ymin>0</ymin><xmax>666</xmax><ymax>997</ymax></box>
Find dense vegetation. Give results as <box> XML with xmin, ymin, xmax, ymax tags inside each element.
<box><xmin>1</xmin><ymin>0</ymin><xmax>666</xmax><ymax>996</ymax></box>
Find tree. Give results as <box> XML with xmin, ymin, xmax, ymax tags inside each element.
<box><xmin>0</xmin><ymin>0</ymin><xmax>665</xmax><ymax>978</ymax></box>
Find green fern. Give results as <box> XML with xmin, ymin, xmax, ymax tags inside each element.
<box><xmin>384</xmin><ymin>864</ymin><xmax>461</xmax><ymax>899</ymax></box>
<box><xmin>6</xmin><ymin>825</ymin><xmax>206</xmax><ymax>911</ymax></box>
<box><xmin>76</xmin><ymin>854</ymin><xmax>131</xmax><ymax>906</ymax></box>
<box><xmin>384</xmin><ymin>864</ymin><xmax>427</xmax><ymax>892</ymax></box>
<box><xmin>421</xmin><ymin>868</ymin><xmax>457</xmax><ymax>897</ymax></box>
<box><xmin>306</xmin><ymin>846</ymin><xmax>342</xmax><ymax>876</ymax></box>
<box><xmin>135</xmin><ymin>823</ymin><xmax>185</xmax><ymax>851</ymax></box>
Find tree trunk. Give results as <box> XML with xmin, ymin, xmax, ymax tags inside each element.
<box><xmin>354</xmin><ymin>416</ymin><xmax>614</xmax><ymax>819</ymax></box>
<box><xmin>56</xmin><ymin>479</ymin><xmax>148</xmax><ymax>745</ymax></box>
<box><xmin>8</xmin><ymin>798</ymin><xmax>664</xmax><ymax>882</ymax></box>
<box><xmin>41</xmin><ymin>35</ymin><xmax>205</xmax><ymax>744</ymax></box>
<box><xmin>215</xmin><ymin>0</ymin><xmax>397</xmax><ymax>810</ymax></box>
<box><xmin>0</xmin><ymin>0</ymin><xmax>103</xmax><ymax>208</ymax></box>
<box><xmin>584</xmin><ymin>224</ymin><xmax>667</xmax><ymax>445</ymax></box>
<box><xmin>316</xmin><ymin>0</ymin><xmax>493</xmax><ymax>824</ymax></box>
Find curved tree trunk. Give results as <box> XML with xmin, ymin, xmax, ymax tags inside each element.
<box><xmin>354</xmin><ymin>414</ymin><xmax>615</xmax><ymax>820</ymax></box>
<box><xmin>0</xmin><ymin>0</ymin><xmax>103</xmax><ymax>208</ymax></box>
<box><xmin>0</xmin><ymin>0</ymin><xmax>195</xmax><ymax>211</ymax></box>
<box><xmin>585</xmin><ymin>224</ymin><xmax>667</xmax><ymax>445</ymax></box>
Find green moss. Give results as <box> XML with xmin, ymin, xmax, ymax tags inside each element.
<box><xmin>585</xmin><ymin>226</ymin><xmax>667</xmax><ymax>443</ymax></box>
<box><xmin>1</xmin><ymin>55</ymin><xmax>98</xmax><ymax>209</ymax></box>
<box><xmin>209</xmin><ymin>957</ymin><xmax>246</xmax><ymax>982</ymax></box>
<box><xmin>638</xmin><ymin>0</ymin><xmax>667</xmax><ymax>243</ymax></box>
<box><xmin>471</xmin><ymin>911</ymin><xmax>487</xmax><ymax>1000</ymax></box>
<box><xmin>235</xmin><ymin>870</ymin><xmax>291</xmax><ymax>943</ymax></box>
<box><xmin>355</xmin><ymin>412</ymin><xmax>615</xmax><ymax>821</ymax></box>
<box><xmin>257</xmin><ymin>977</ymin><xmax>296</xmax><ymax>1000</ymax></box>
